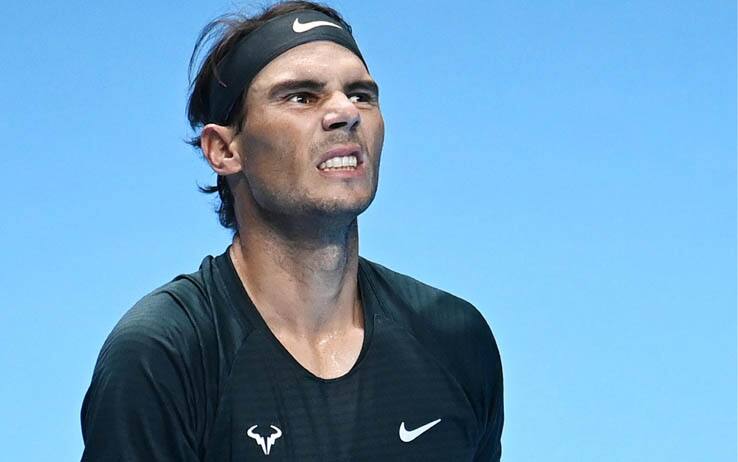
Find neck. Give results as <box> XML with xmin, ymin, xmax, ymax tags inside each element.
<box><xmin>229</xmin><ymin>215</ymin><xmax>362</xmax><ymax>339</ymax></box>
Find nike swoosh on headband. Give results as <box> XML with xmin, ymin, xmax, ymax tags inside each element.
<box><xmin>292</xmin><ymin>18</ymin><xmax>343</xmax><ymax>33</ymax></box>
<box><xmin>207</xmin><ymin>11</ymin><xmax>366</xmax><ymax>124</ymax></box>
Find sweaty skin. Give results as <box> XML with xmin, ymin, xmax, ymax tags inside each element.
<box><xmin>201</xmin><ymin>41</ymin><xmax>384</xmax><ymax>379</ymax></box>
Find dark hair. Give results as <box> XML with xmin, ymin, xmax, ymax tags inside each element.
<box><xmin>186</xmin><ymin>1</ymin><xmax>352</xmax><ymax>234</ymax></box>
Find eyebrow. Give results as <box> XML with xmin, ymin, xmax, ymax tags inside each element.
<box><xmin>267</xmin><ymin>78</ymin><xmax>380</xmax><ymax>99</ymax></box>
<box><xmin>268</xmin><ymin>79</ymin><xmax>326</xmax><ymax>99</ymax></box>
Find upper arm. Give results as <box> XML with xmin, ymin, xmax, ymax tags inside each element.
<box><xmin>472</xmin><ymin>371</ymin><xmax>504</xmax><ymax>461</ymax></box>
<box><xmin>472</xmin><ymin>313</ymin><xmax>504</xmax><ymax>461</ymax></box>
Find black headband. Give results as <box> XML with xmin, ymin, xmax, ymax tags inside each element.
<box><xmin>207</xmin><ymin>10</ymin><xmax>367</xmax><ymax>125</ymax></box>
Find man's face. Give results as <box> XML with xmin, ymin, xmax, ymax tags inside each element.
<box><xmin>234</xmin><ymin>41</ymin><xmax>384</xmax><ymax>226</ymax></box>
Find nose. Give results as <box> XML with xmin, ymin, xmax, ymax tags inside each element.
<box><xmin>322</xmin><ymin>91</ymin><xmax>360</xmax><ymax>131</ymax></box>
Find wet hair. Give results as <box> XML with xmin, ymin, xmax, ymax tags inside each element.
<box><xmin>186</xmin><ymin>1</ymin><xmax>352</xmax><ymax>234</ymax></box>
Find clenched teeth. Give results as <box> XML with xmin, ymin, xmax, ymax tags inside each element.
<box><xmin>318</xmin><ymin>155</ymin><xmax>358</xmax><ymax>170</ymax></box>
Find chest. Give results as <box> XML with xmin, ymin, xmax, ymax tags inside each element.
<box><xmin>202</xmin><ymin>325</ymin><xmax>480</xmax><ymax>461</ymax></box>
<box><xmin>274</xmin><ymin>326</ymin><xmax>365</xmax><ymax>380</ymax></box>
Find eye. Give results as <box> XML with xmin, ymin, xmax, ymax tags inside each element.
<box><xmin>287</xmin><ymin>93</ymin><xmax>316</xmax><ymax>104</ymax></box>
<box><xmin>348</xmin><ymin>92</ymin><xmax>375</xmax><ymax>104</ymax></box>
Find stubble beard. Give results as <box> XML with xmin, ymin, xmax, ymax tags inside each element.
<box><xmin>272</xmin><ymin>182</ymin><xmax>374</xmax><ymax>235</ymax></box>
<box><xmin>240</xmin><ymin>132</ymin><xmax>381</xmax><ymax>245</ymax></box>
<box><xmin>244</xmin><ymin>167</ymin><xmax>378</xmax><ymax>247</ymax></box>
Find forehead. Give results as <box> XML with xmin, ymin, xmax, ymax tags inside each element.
<box><xmin>249</xmin><ymin>41</ymin><xmax>371</xmax><ymax>93</ymax></box>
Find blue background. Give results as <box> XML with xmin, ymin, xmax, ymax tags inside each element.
<box><xmin>1</xmin><ymin>1</ymin><xmax>735</xmax><ymax>460</ymax></box>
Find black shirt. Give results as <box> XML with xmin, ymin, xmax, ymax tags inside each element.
<box><xmin>81</xmin><ymin>247</ymin><xmax>504</xmax><ymax>461</ymax></box>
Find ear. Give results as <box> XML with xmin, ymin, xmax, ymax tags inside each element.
<box><xmin>200</xmin><ymin>124</ymin><xmax>244</xmax><ymax>175</ymax></box>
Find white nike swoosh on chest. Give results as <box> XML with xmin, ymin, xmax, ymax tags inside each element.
<box><xmin>292</xmin><ymin>18</ymin><xmax>342</xmax><ymax>33</ymax></box>
<box><xmin>399</xmin><ymin>418</ymin><xmax>442</xmax><ymax>442</ymax></box>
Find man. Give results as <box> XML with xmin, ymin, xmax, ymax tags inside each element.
<box><xmin>80</xmin><ymin>2</ymin><xmax>504</xmax><ymax>460</ymax></box>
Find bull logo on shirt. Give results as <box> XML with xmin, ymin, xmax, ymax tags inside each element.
<box><xmin>246</xmin><ymin>424</ymin><xmax>282</xmax><ymax>455</ymax></box>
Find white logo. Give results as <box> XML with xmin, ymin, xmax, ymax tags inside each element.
<box><xmin>246</xmin><ymin>425</ymin><xmax>282</xmax><ymax>455</ymax></box>
<box><xmin>292</xmin><ymin>18</ymin><xmax>342</xmax><ymax>33</ymax></box>
<box><xmin>399</xmin><ymin>418</ymin><xmax>442</xmax><ymax>442</ymax></box>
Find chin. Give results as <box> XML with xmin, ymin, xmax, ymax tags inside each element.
<box><xmin>312</xmin><ymin>195</ymin><xmax>375</xmax><ymax>219</ymax></box>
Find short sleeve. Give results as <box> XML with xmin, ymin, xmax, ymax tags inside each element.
<box><xmin>472</xmin><ymin>317</ymin><xmax>504</xmax><ymax>461</ymax></box>
<box><xmin>80</xmin><ymin>292</ymin><xmax>203</xmax><ymax>461</ymax></box>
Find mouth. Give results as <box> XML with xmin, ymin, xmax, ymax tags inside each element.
<box><xmin>316</xmin><ymin>143</ymin><xmax>364</xmax><ymax>173</ymax></box>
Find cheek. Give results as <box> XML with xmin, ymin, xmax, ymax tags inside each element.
<box><xmin>377</xmin><ymin>116</ymin><xmax>385</xmax><ymax>148</ymax></box>
<box><xmin>242</xmin><ymin>111</ymin><xmax>317</xmax><ymax>174</ymax></box>
<box><xmin>241</xmin><ymin>136</ymin><xmax>316</xmax><ymax>197</ymax></box>
<box><xmin>367</xmin><ymin>114</ymin><xmax>385</xmax><ymax>157</ymax></box>
<box><xmin>242</xmin><ymin>121</ymin><xmax>297</xmax><ymax>174</ymax></box>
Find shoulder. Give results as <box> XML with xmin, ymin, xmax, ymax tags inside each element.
<box><xmin>83</xmin><ymin>266</ymin><xmax>221</xmax><ymax>423</ymax></box>
<box><xmin>81</xmin><ymin>270</ymin><xmax>221</xmax><ymax>456</ymax></box>
<box><xmin>360</xmin><ymin>257</ymin><xmax>503</xmax><ymax>436</ymax></box>
<box><xmin>99</xmin><ymin>254</ymin><xmax>235</xmax><ymax>360</ymax></box>
<box><xmin>360</xmin><ymin>256</ymin><xmax>498</xmax><ymax>346</ymax></box>
<box><xmin>94</xmin><ymin>276</ymin><xmax>209</xmax><ymax>378</ymax></box>
<box><xmin>93</xmin><ymin>251</ymin><xmax>239</xmax><ymax>383</ymax></box>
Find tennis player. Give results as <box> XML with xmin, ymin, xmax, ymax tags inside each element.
<box><xmin>80</xmin><ymin>2</ymin><xmax>504</xmax><ymax>460</ymax></box>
